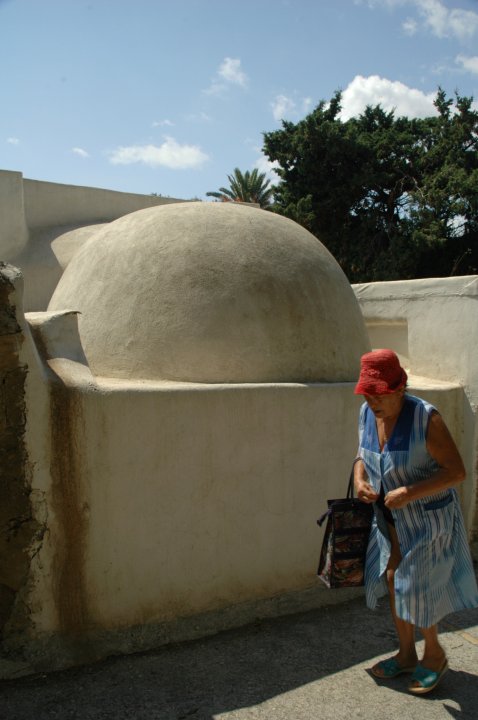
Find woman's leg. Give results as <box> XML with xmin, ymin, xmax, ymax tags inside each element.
<box><xmin>372</xmin><ymin>523</ymin><xmax>418</xmax><ymax>676</ymax></box>
<box><xmin>407</xmin><ymin>624</ymin><xmax>448</xmax><ymax>691</ymax></box>
<box><xmin>417</xmin><ymin>625</ymin><xmax>447</xmax><ymax>671</ymax></box>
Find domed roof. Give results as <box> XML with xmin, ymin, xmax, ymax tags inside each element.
<box><xmin>48</xmin><ymin>202</ymin><xmax>370</xmax><ymax>382</ymax></box>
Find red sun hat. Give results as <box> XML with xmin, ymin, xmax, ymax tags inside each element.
<box><xmin>354</xmin><ymin>349</ymin><xmax>408</xmax><ymax>395</ymax></box>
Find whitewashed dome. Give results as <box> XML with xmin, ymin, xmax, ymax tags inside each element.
<box><xmin>48</xmin><ymin>202</ymin><xmax>370</xmax><ymax>382</ymax></box>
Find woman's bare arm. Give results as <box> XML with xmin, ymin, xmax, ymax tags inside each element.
<box><xmin>354</xmin><ymin>458</ymin><xmax>379</xmax><ymax>503</ymax></box>
<box><xmin>384</xmin><ymin>411</ymin><xmax>466</xmax><ymax>510</ymax></box>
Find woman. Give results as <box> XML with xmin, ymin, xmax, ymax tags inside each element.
<box><xmin>354</xmin><ymin>349</ymin><xmax>478</xmax><ymax>694</ymax></box>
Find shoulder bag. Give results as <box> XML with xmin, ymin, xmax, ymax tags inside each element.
<box><xmin>317</xmin><ymin>468</ymin><xmax>373</xmax><ymax>588</ymax></box>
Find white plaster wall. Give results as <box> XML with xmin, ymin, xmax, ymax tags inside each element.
<box><xmin>354</xmin><ymin>276</ymin><xmax>478</xmax><ymax>538</ymax></box>
<box><xmin>23</xmin><ymin>177</ymin><xmax>185</xmax><ymax>230</ymax></box>
<box><xmin>0</xmin><ymin>170</ymin><xmax>28</xmax><ymax>257</ymax></box>
<box><xmin>0</xmin><ymin>276</ymin><xmax>467</xmax><ymax>675</ymax></box>
<box><xmin>0</xmin><ymin>170</ymin><xmax>187</xmax><ymax>311</ymax></box>
<box><xmin>79</xmin><ymin>379</ymin><xmax>464</xmax><ymax>631</ymax></box>
<box><xmin>22</xmin><ymin>345</ymin><xmax>464</xmax><ymax>642</ymax></box>
<box><xmin>12</xmin><ymin>223</ymin><xmax>109</xmax><ymax>312</ymax></box>
<box><xmin>354</xmin><ymin>276</ymin><xmax>478</xmax><ymax>400</ymax></box>
<box><xmin>2</xmin><ymin>170</ymin><xmax>477</xmax><ymax>671</ymax></box>
<box><xmin>80</xmin><ymin>381</ymin><xmax>361</xmax><ymax>628</ymax></box>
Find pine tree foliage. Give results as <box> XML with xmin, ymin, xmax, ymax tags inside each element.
<box><xmin>263</xmin><ymin>89</ymin><xmax>478</xmax><ymax>281</ymax></box>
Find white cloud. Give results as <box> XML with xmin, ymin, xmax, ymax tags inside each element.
<box><xmin>456</xmin><ymin>54</ymin><xmax>478</xmax><ymax>75</ymax></box>
<box><xmin>361</xmin><ymin>0</ymin><xmax>478</xmax><ymax>41</ymax></box>
<box><xmin>204</xmin><ymin>57</ymin><xmax>248</xmax><ymax>95</ymax></box>
<box><xmin>302</xmin><ymin>97</ymin><xmax>313</xmax><ymax>113</ymax></box>
<box><xmin>271</xmin><ymin>94</ymin><xmax>296</xmax><ymax>122</ymax></box>
<box><xmin>7</xmin><ymin>137</ymin><xmax>19</xmax><ymax>145</ymax></box>
<box><xmin>218</xmin><ymin>57</ymin><xmax>247</xmax><ymax>87</ymax></box>
<box><xmin>402</xmin><ymin>16</ymin><xmax>418</xmax><ymax>34</ymax></box>
<box><xmin>270</xmin><ymin>94</ymin><xmax>315</xmax><ymax>122</ymax></box>
<box><xmin>204</xmin><ymin>81</ymin><xmax>225</xmax><ymax>97</ymax></box>
<box><xmin>254</xmin><ymin>152</ymin><xmax>280</xmax><ymax>184</ymax></box>
<box><xmin>340</xmin><ymin>75</ymin><xmax>437</xmax><ymax>120</ymax></box>
<box><xmin>416</xmin><ymin>0</ymin><xmax>478</xmax><ymax>41</ymax></box>
<box><xmin>186</xmin><ymin>111</ymin><xmax>212</xmax><ymax>123</ymax></box>
<box><xmin>152</xmin><ymin>119</ymin><xmax>174</xmax><ymax>127</ymax></box>
<box><xmin>108</xmin><ymin>136</ymin><xmax>209</xmax><ymax>169</ymax></box>
<box><xmin>414</xmin><ymin>0</ymin><xmax>448</xmax><ymax>36</ymax></box>
<box><xmin>356</xmin><ymin>1</ymin><xmax>408</xmax><ymax>10</ymax></box>
<box><xmin>72</xmin><ymin>147</ymin><xmax>89</xmax><ymax>158</ymax></box>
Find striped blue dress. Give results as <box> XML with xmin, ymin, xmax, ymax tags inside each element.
<box><xmin>358</xmin><ymin>394</ymin><xmax>478</xmax><ymax>628</ymax></box>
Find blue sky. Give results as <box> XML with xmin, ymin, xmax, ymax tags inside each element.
<box><xmin>1</xmin><ymin>0</ymin><xmax>477</xmax><ymax>200</ymax></box>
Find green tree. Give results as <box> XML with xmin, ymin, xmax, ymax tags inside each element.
<box><xmin>263</xmin><ymin>89</ymin><xmax>478</xmax><ymax>281</ymax></box>
<box><xmin>206</xmin><ymin>167</ymin><xmax>274</xmax><ymax>208</ymax></box>
<box><xmin>407</xmin><ymin>91</ymin><xmax>478</xmax><ymax>277</ymax></box>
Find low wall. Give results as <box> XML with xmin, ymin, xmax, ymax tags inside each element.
<box><xmin>21</xmin><ymin>338</ymin><xmax>367</xmax><ymax>668</ymax></box>
<box><xmin>0</xmin><ymin>170</ymin><xmax>187</xmax><ymax>312</ymax></box>
<box><xmin>2</xmin><ymin>177</ymin><xmax>477</xmax><ymax>675</ymax></box>
<box><xmin>23</xmin><ymin>178</ymin><xmax>184</xmax><ymax>231</ymax></box>
<box><xmin>354</xmin><ymin>276</ymin><xmax>478</xmax><ymax>402</ymax></box>
<box><xmin>0</xmin><ymin>171</ymin><xmax>28</xmax><ymax>258</ymax></box>
<box><xmin>353</xmin><ymin>276</ymin><xmax>478</xmax><ymax>542</ymax></box>
<box><xmin>0</xmin><ymin>294</ymin><xmax>464</xmax><ymax>677</ymax></box>
<box><xmin>65</xmin><ymin>377</ymin><xmax>465</xmax><ymax>633</ymax></box>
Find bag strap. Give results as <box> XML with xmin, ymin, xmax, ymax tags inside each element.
<box><xmin>317</xmin><ymin>463</ymin><xmax>358</xmax><ymax>526</ymax></box>
<box><xmin>346</xmin><ymin>468</ymin><xmax>355</xmax><ymax>499</ymax></box>
<box><xmin>347</xmin><ymin>459</ymin><xmax>360</xmax><ymax>499</ymax></box>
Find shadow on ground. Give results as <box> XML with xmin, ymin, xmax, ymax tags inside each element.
<box><xmin>0</xmin><ymin>593</ymin><xmax>477</xmax><ymax>720</ymax></box>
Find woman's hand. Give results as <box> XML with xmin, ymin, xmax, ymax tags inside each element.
<box><xmin>384</xmin><ymin>487</ymin><xmax>410</xmax><ymax>510</ymax></box>
<box><xmin>354</xmin><ymin>459</ymin><xmax>379</xmax><ymax>503</ymax></box>
<box><xmin>355</xmin><ymin>479</ymin><xmax>379</xmax><ymax>504</ymax></box>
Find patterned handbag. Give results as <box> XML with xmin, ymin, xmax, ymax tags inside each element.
<box><xmin>317</xmin><ymin>469</ymin><xmax>373</xmax><ymax>588</ymax></box>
